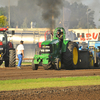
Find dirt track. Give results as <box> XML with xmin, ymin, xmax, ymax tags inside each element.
<box><xmin>0</xmin><ymin>65</ymin><xmax>100</xmax><ymax>100</ymax></box>
<box><xmin>0</xmin><ymin>65</ymin><xmax>100</xmax><ymax>80</ymax></box>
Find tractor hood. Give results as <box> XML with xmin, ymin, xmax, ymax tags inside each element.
<box><xmin>41</xmin><ymin>39</ymin><xmax>59</xmax><ymax>45</ymax></box>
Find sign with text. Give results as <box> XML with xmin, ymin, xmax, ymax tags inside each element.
<box><xmin>80</xmin><ymin>32</ymin><xmax>99</xmax><ymax>41</ymax></box>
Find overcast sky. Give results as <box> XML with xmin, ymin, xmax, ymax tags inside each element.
<box><xmin>0</xmin><ymin>0</ymin><xmax>18</xmax><ymax>7</ymax></box>
<box><xmin>0</xmin><ymin>0</ymin><xmax>100</xmax><ymax>27</ymax></box>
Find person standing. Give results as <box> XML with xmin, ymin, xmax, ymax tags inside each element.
<box><xmin>16</xmin><ymin>41</ymin><xmax>24</xmax><ymax>69</ymax></box>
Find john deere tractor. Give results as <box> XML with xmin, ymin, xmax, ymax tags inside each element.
<box><xmin>32</xmin><ymin>27</ymin><xmax>79</xmax><ymax>70</ymax></box>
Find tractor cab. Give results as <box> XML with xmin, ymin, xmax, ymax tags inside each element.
<box><xmin>0</xmin><ymin>28</ymin><xmax>15</xmax><ymax>49</ymax></box>
<box><xmin>0</xmin><ymin>28</ymin><xmax>8</xmax><ymax>47</ymax></box>
<box><xmin>53</xmin><ymin>27</ymin><xmax>66</xmax><ymax>40</ymax></box>
<box><xmin>0</xmin><ymin>32</ymin><xmax>6</xmax><ymax>45</ymax></box>
<box><xmin>53</xmin><ymin>27</ymin><xmax>69</xmax><ymax>52</ymax></box>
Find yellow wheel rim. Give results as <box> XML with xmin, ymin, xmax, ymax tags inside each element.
<box><xmin>59</xmin><ymin>61</ymin><xmax>61</xmax><ymax>68</ymax></box>
<box><xmin>73</xmin><ymin>47</ymin><xmax>78</xmax><ymax>65</ymax></box>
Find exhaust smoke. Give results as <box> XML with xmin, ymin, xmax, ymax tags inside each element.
<box><xmin>37</xmin><ymin>0</ymin><xmax>63</xmax><ymax>31</ymax></box>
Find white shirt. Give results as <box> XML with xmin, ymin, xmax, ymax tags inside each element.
<box><xmin>17</xmin><ymin>44</ymin><xmax>24</xmax><ymax>55</ymax></box>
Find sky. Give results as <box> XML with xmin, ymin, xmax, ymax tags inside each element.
<box><xmin>0</xmin><ymin>0</ymin><xmax>100</xmax><ymax>27</ymax></box>
<box><xmin>0</xmin><ymin>0</ymin><xmax>18</xmax><ymax>7</ymax></box>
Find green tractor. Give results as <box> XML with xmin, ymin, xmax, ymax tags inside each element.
<box><xmin>32</xmin><ymin>27</ymin><xmax>79</xmax><ymax>70</ymax></box>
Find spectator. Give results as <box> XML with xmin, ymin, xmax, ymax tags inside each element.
<box><xmin>16</xmin><ymin>41</ymin><xmax>24</xmax><ymax>69</ymax></box>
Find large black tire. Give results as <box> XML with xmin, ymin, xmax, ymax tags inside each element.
<box><xmin>42</xmin><ymin>62</ymin><xmax>52</xmax><ymax>70</ymax></box>
<box><xmin>5</xmin><ymin>49</ymin><xmax>16</xmax><ymax>67</ymax></box>
<box><xmin>55</xmin><ymin>58</ymin><xmax>61</xmax><ymax>70</ymax></box>
<box><xmin>95</xmin><ymin>57</ymin><xmax>100</xmax><ymax>67</ymax></box>
<box><xmin>0</xmin><ymin>61</ymin><xmax>3</xmax><ymax>66</ymax></box>
<box><xmin>62</xmin><ymin>42</ymin><xmax>79</xmax><ymax>69</ymax></box>
<box><xmin>5</xmin><ymin>60</ymin><xmax>9</xmax><ymax>67</ymax></box>
<box><xmin>97</xmin><ymin>58</ymin><xmax>100</xmax><ymax>67</ymax></box>
<box><xmin>32</xmin><ymin>59</ymin><xmax>38</xmax><ymax>70</ymax></box>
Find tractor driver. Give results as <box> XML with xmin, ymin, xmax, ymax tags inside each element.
<box><xmin>56</xmin><ymin>29</ymin><xmax>63</xmax><ymax>48</ymax></box>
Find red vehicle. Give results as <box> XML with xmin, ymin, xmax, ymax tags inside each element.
<box><xmin>0</xmin><ymin>28</ymin><xmax>16</xmax><ymax>67</ymax></box>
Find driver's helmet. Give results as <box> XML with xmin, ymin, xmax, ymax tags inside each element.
<box><xmin>57</xmin><ymin>29</ymin><xmax>61</xmax><ymax>34</ymax></box>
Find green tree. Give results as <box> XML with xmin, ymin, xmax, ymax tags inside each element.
<box><xmin>66</xmin><ymin>2</ymin><xmax>96</xmax><ymax>29</ymax></box>
<box><xmin>0</xmin><ymin>15</ymin><xmax>8</xmax><ymax>27</ymax></box>
<box><xmin>0</xmin><ymin>7</ymin><xmax>7</xmax><ymax>16</ymax></box>
<box><xmin>55</xmin><ymin>1</ymin><xmax>96</xmax><ymax>29</ymax></box>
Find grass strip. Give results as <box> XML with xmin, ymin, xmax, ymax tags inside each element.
<box><xmin>0</xmin><ymin>76</ymin><xmax>100</xmax><ymax>91</ymax></box>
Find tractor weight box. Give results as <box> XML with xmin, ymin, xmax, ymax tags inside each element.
<box><xmin>78</xmin><ymin>50</ymin><xmax>90</xmax><ymax>69</ymax></box>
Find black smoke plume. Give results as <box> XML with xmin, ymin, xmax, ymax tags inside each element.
<box><xmin>37</xmin><ymin>0</ymin><xmax>63</xmax><ymax>31</ymax></box>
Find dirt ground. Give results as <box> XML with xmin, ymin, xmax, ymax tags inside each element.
<box><xmin>0</xmin><ymin>65</ymin><xmax>100</xmax><ymax>100</ymax></box>
<box><xmin>0</xmin><ymin>65</ymin><xmax>100</xmax><ymax>80</ymax></box>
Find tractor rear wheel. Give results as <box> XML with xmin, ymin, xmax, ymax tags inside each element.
<box><xmin>42</xmin><ymin>62</ymin><xmax>52</xmax><ymax>70</ymax></box>
<box><xmin>55</xmin><ymin>58</ymin><xmax>61</xmax><ymax>70</ymax></box>
<box><xmin>5</xmin><ymin>49</ymin><xmax>16</xmax><ymax>67</ymax></box>
<box><xmin>32</xmin><ymin>59</ymin><xmax>38</xmax><ymax>70</ymax></box>
<box><xmin>62</xmin><ymin>42</ymin><xmax>79</xmax><ymax>69</ymax></box>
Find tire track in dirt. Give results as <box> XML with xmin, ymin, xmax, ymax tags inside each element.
<box><xmin>0</xmin><ymin>66</ymin><xmax>100</xmax><ymax>80</ymax></box>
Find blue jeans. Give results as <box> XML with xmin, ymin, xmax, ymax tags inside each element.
<box><xmin>18</xmin><ymin>54</ymin><xmax>22</xmax><ymax>67</ymax></box>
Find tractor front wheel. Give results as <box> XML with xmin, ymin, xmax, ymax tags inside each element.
<box><xmin>42</xmin><ymin>62</ymin><xmax>52</xmax><ymax>70</ymax></box>
<box><xmin>0</xmin><ymin>61</ymin><xmax>3</xmax><ymax>66</ymax></box>
<box><xmin>55</xmin><ymin>58</ymin><xmax>61</xmax><ymax>70</ymax></box>
<box><xmin>32</xmin><ymin>59</ymin><xmax>38</xmax><ymax>70</ymax></box>
<box><xmin>5</xmin><ymin>60</ymin><xmax>9</xmax><ymax>67</ymax></box>
<box><xmin>96</xmin><ymin>57</ymin><xmax>100</xmax><ymax>67</ymax></box>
